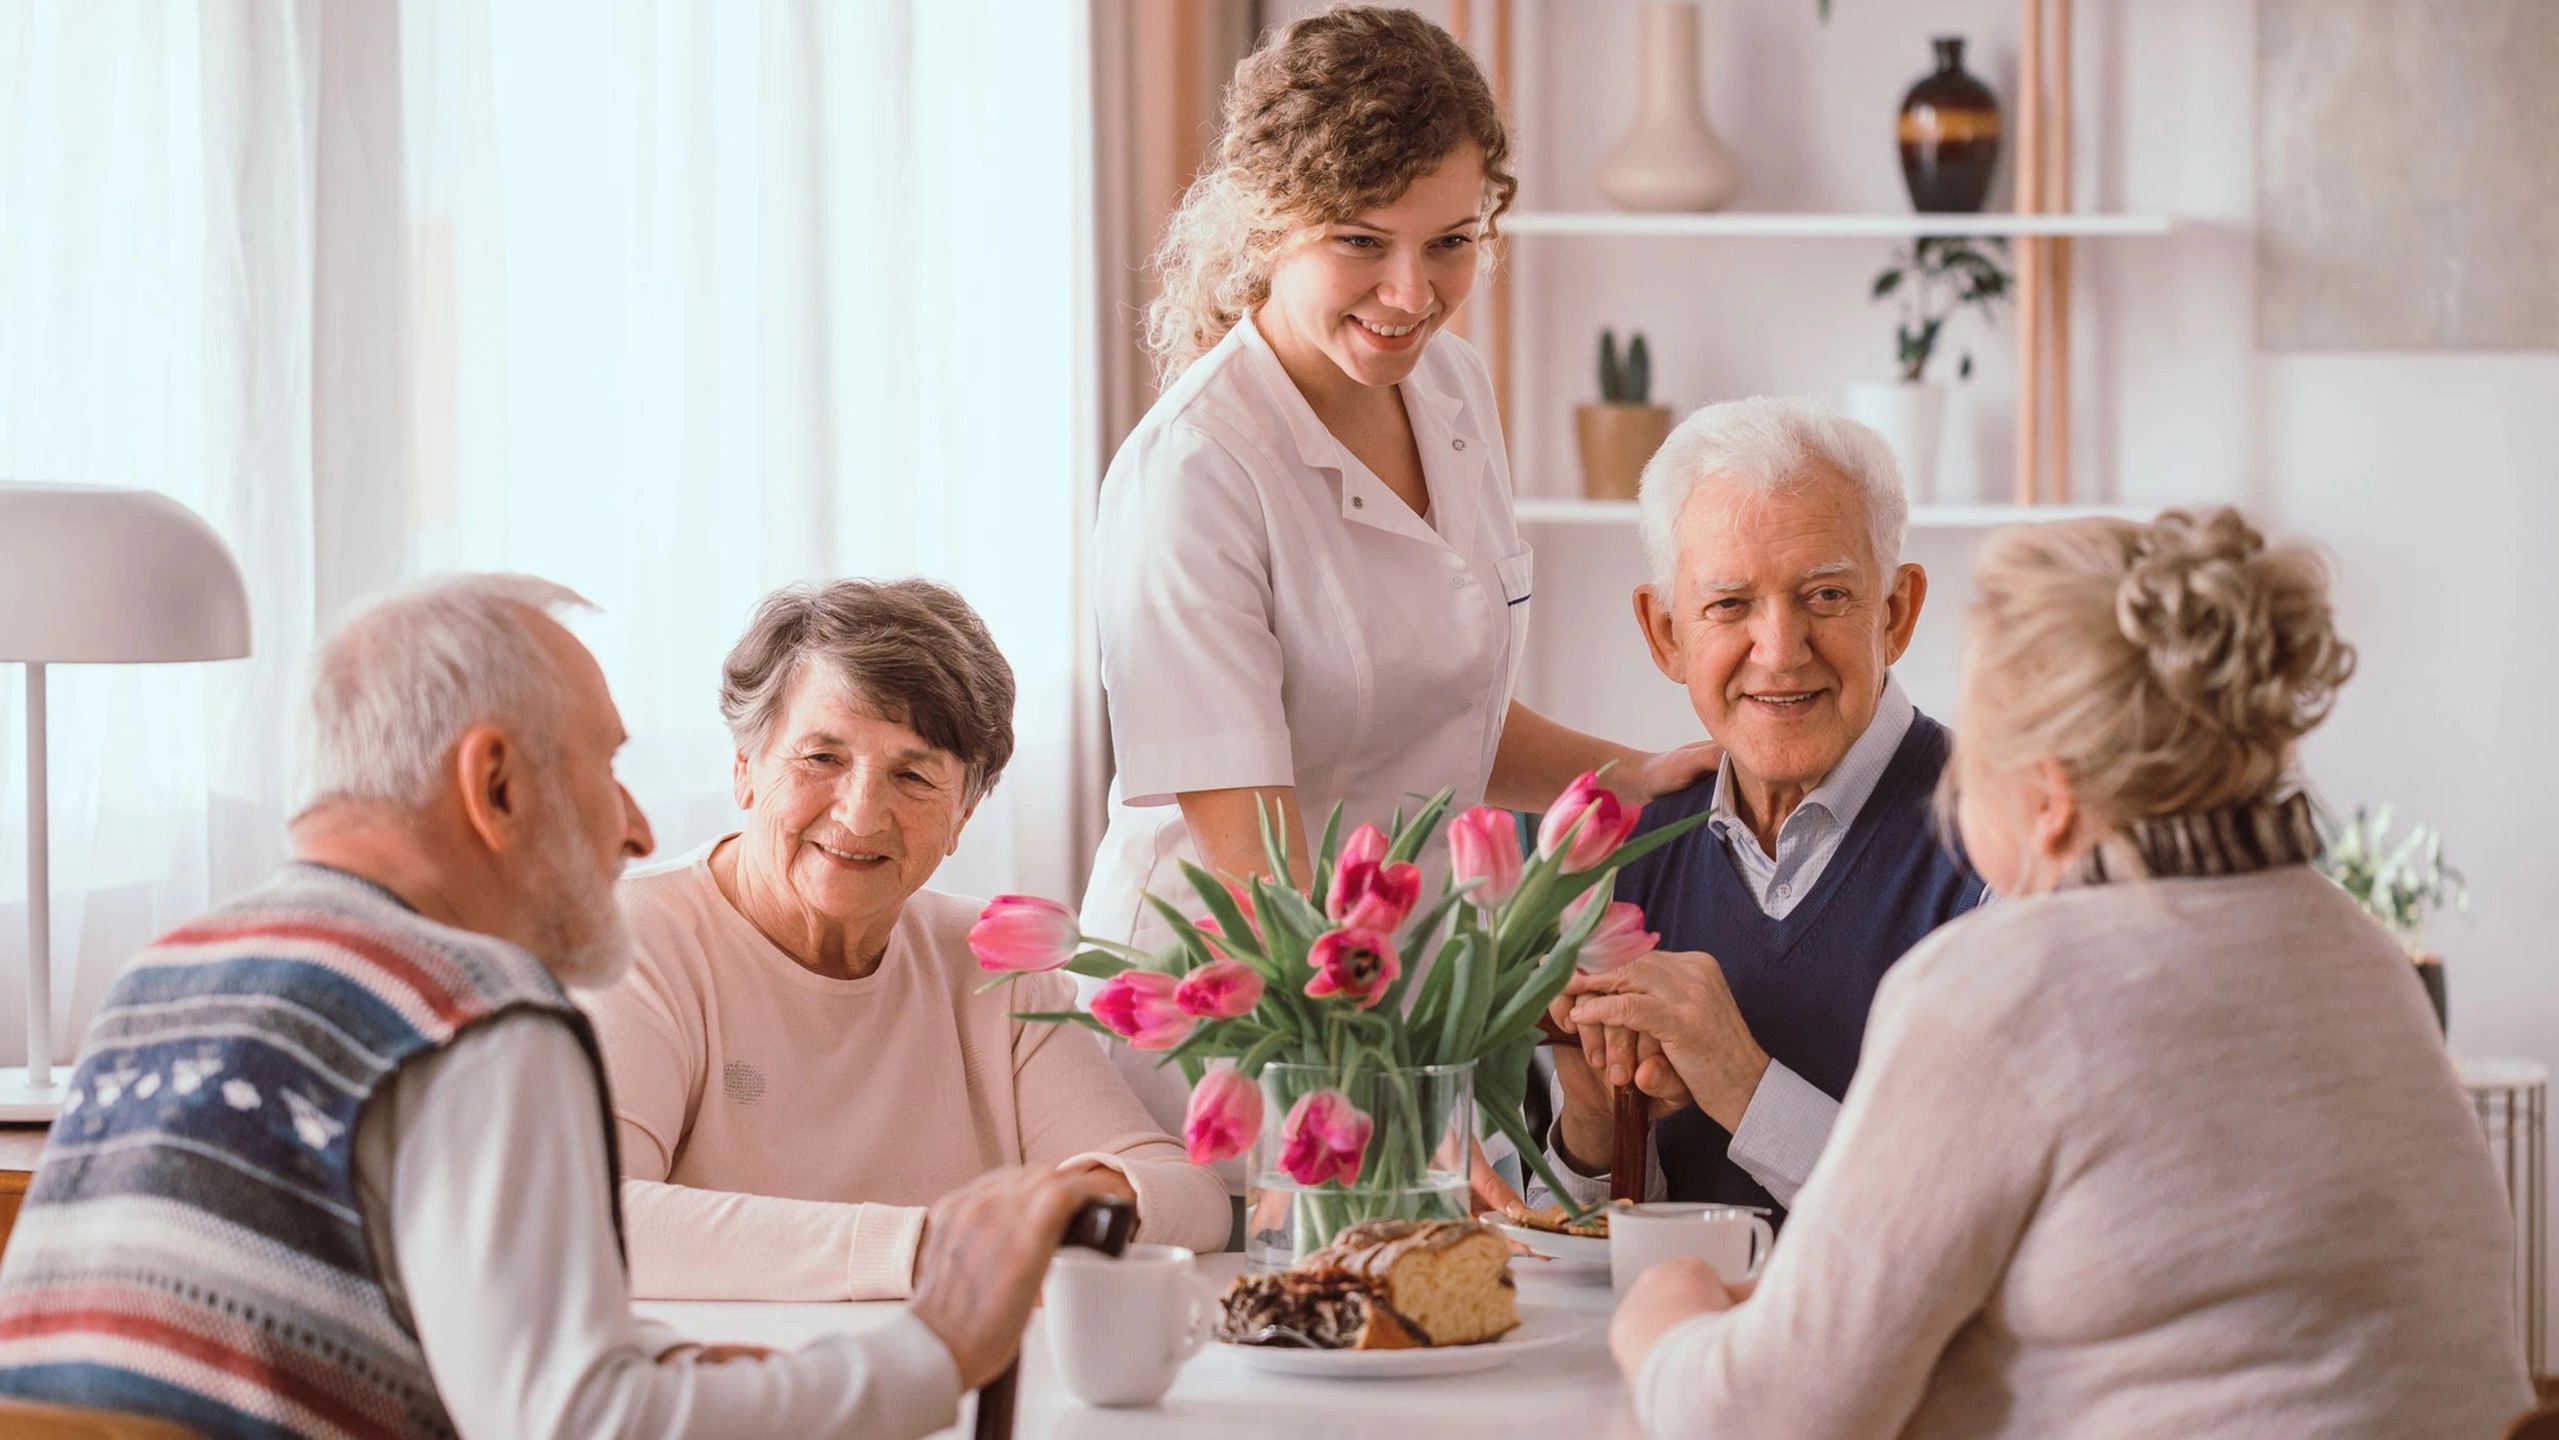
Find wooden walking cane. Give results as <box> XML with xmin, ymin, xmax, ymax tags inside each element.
<box><xmin>1536</xmin><ymin>1014</ymin><xmax>1652</xmax><ymax>1204</ymax></box>
<box><xmin>973</xmin><ymin>1197</ymin><xmax>1136</xmax><ymax>1440</ymax></box>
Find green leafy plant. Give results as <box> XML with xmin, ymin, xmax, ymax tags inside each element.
<box><xmin>1598</xmin><ymin>328</ymin><xmax>1652</xmax><ymax>405</ymax></box>
<box><xmin>2315</xmin><ymin>804</ymin><xmax>2469</xmax><ymax>955</ymax></box>
<box><xmin>1869</xmin><ymin>235</ymin><xmax>2012</xmax><ymax>383</ymax></box>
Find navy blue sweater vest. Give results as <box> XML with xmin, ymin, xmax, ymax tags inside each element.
<box><xmin>1615</xmin><ymin>713</ymin><xmax>1987</xmax><ymax>1213</ymax></box>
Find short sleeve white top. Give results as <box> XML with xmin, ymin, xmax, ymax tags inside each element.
<box><xmin>1081</xmin><ymin>312</ymin><xmax>1532</xmax><ymax>953</ymax></box>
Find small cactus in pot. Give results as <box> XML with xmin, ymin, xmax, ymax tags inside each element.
<box><xmin>1577</xmin><ymin>328</ymin><xmax>1672</xmax><ymax>501</ymax></box>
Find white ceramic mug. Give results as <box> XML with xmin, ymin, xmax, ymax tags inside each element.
<box><xmin>1609</xmin><ymin>1202</ymin><xmax>1774</xmax><ymax>1295</ymax></box>
<box><xmin>1043</xmin><ymin>1244</ymin><xmax>1216</xmax><ymax>1407</ymax></box>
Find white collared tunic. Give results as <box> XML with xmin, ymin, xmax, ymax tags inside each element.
<box><xmin>1082</xmin><ymin>314</ymin><xmax>1531</xmax><ymax>1131</ymax></box>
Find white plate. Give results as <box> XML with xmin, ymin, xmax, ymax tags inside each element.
<box><xmin>1221</xmin><ymin>1304</ymin><xmax>1585</xmax><ymax>1379</ymax></box>
<box><xmin>1489</xmin><ymin>1220</ymin><xmax>1611</xmax><ymax>1272</ymax></box>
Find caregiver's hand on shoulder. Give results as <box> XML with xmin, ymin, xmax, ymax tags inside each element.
<box><xmin>907</xmin><ymin>1164</ymin><xmax>1121</xmax><ymax>1390</ymax></box>
<box><xmin>1610</xmin><ymin>1254</ymin><xmax>1744</xmax><ymax>1382</ymax></box>
<box><xmin>1616</xmin><ymin>740</ymin><xmax>1722</xmax><ymax>804</ymax></box>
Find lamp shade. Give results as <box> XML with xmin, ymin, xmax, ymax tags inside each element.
<box><xmin>0</xmin><ymin>482</ymin><xmax>251</xmax><ymax>662</ymax></box>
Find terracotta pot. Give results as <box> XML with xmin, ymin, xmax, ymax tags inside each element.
<box><xmin>1576</xmin><ymin>404</ymin><xmax>1672</xmax><ymax>500</ymax></box>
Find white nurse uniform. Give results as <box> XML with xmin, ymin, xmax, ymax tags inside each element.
<box><xmin>1081</xmin><ymin>310</ymin><xmax>1532</xmax><ymax>1141</ymax></box>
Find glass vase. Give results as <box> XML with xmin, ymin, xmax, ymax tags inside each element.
<box><xmin>1244</xmin><ymin>1060</ymin><xmax>1475</xmax><ymax>1269</ymax></box>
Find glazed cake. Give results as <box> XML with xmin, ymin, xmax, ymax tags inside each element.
<box><xmin>1219</xmin><ymin>1218</ymin><xmax>1520</xmax><ymax>1349</ymax></box>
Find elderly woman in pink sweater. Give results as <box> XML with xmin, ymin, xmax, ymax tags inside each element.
<box><xmin>586</xmin><ymin>579</ymin><xmax>1230</xmax><ymax>1301</ymax></box>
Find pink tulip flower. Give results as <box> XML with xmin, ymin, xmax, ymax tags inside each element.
<box><xmin>1089</xmin><ymin>970</ymin><xmax>1196</xmax><ymax>1051</ymax></box>
<box><xmin>968</xmin><ymin>895</ymin><xmax>1082</xmax><ymax>973</ymax></box>
<box><xmin>1279</xmin><ymin>1088</ymin><xmax>1373</xmax><ymax>1188</ymax></box>
<box><xmin>1570</xmin><ymin>893</ymin><xmax>1661</xmax><ymax>974</ymax></box>
<box><xmin>1537</xmin><ymin>772</ymin><xmax>1642</xmax><ymax>873</ymax></box>
<box><xmin>1184</xmin><ymin>1067</ymin><xmax>1264</xmax><ymax>1166</ymax></box>
<box><xmin>1303</xmin><ymin>928</ymin><xmax>1402</xmax><ymax>1010</ymax></box>
<box><xmin>1328</xmin><ymin>858</ymin><xmax>1422</xmax><ymax>933</ymax></box>
<box><xmin>1337</xmin><ymin>823</ymin><xmax>1390</xmax><ymax>871</ymax></box>
<box><xmin>1448</xmin><ymin>806</ymin><xmax>1524</xmax><ymax>907</ymax></box>
<box><xmin>1174</xmin><ymin>960</ymin><xmax>1265</xmax><ymax>1019</ymax></box>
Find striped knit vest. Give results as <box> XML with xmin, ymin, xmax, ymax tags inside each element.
<box><xmin>0</xmin><ymin>864</ymin><xmax>623</xmax><ymax>1440</ymax></box>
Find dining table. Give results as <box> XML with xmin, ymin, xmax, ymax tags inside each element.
<box><xmin>637</xmin><ymin>1250</ymin><xmax>1648</xmax><ymax>1439</ymax></box>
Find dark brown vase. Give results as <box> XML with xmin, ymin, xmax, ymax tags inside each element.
<box><xmin>1898</xmin><ymin>36</ymin><xmax>2001</xmax><ymax>213</ymax></box>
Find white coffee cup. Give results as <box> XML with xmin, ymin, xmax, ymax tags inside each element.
<box><xmin>1043</xmin><ymin>1244</ymin><xmax>1217</xmax><ymax>1407</ymax></box>
<box><xmin>1609</xmin><ymin>1202</ymin><xmax>1774</xmax><ymax>1295</ymax></box>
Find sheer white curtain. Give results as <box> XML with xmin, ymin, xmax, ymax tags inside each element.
<box><xmin>0</xmin><ymin>0</ymin><xmax>1098</xmax><ymax>1069</ymax></box>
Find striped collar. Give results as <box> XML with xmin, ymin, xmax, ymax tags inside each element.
<box><xmin>2075</xmin><ymin>789</ymin><xmax>2325</xmax><ymax>884</ymax></box>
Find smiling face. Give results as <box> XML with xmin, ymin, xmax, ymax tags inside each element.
<box><xmin>1255</xmin><ymin>145</ymin><xmax>1487</xmax><ymax>396</ymax></box>
<box><xmin>1636</xmin><ymin>467</ymin><xmax>1928</xmax><ymax>806</ymax></box>
<box><xmin>731</xmin><ymin>669</ymin><xmax>977</xmax><ymax>936</ymax></box>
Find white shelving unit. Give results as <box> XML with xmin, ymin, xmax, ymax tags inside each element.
<box><xmin>1502</xmin><ymin>211</ymin><xmax>2177</xmax><ymax>240</ymax></box>
<box><xmin>1514</xmin><ymin>498</ymin><xmax>2163</xmax><ymax>529</ymax></box>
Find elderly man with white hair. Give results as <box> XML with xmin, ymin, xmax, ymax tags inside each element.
<box><xmin>0</xmin><ymin>574</ymin><xmax>1112</xmax><ymax>1440</ymax></box>
<box><xmin>1542</xmin><ymin>397</ymin><xmax>1990</xmax><ymax>1215</ymax></box>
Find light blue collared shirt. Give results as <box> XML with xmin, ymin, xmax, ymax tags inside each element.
<box><xmin>1541</xmin><ymin>677</ymin><xmax>1924</xmax><ymax>1210</ymax></box>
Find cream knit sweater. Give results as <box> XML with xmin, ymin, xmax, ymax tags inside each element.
<box><xmin>1637</xmin><ymin>866</ymin><xmax>2532</xmax><ymax>1439</ymax></box>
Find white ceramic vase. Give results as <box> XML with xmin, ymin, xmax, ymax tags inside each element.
<box><xmin>1596</xmin><ymin>2</ymin><xmax>1744</xmax><ymax>212</ymax></box>
<box><xmin>1843</xmin><ymin>379</ymin><xmax>1946</xmax><ymax>504</ymax></box>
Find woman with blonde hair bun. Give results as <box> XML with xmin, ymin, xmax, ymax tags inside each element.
<box><xmin>1611</xmin><ymin>507</ymin><xmax>2532</xmax><ymax>1437</ymax></box>
<box><xmin>1084</xmin><ymin>6</ymin><xmax>1716</xmax><ymax>1174</ymax></box>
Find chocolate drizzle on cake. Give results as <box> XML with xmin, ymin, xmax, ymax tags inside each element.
<box><xmin>1219</xmin><ymin>1219</ymin><xmax>1520</xmax><ymax>1351</ymax></box>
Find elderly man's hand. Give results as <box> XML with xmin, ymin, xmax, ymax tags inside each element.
<box><xmin>1566</xmin><ymin>952</ymin><xmax>1770</xmax><ymax>1135</ymax></box>
<box><xmin>1610</xmin><ymin>1254</ymin><xmax>1746</xmax><ymax>1383</ymax></box>
<box><xmin>907</xmin><ymin>1164</ymin><xmax>1122</xmax><ymax>1390</ymax></box>
<box><xmin>1547</xmin><ymin>991</ymin><xmax>1692</xmax><ymax>1175</ymax></box>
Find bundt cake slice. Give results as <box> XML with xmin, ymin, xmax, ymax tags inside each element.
<box><xmin>1303</xmin><ymin>1218</ymin><xmax>1521</xmax><ymax>1346</ymax></box>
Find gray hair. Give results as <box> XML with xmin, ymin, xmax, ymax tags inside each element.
<box><xmin>1635</xmin><ymin>396</ymin><xmax>1910</xmax><ymax>594</ymax></box>
<box><xmin>297</xmin><ymin>574</ymin><xmax>593</xmax><ymax>813</ymax></box>
<box><xmin>719</xmin><ymin>579</ymin><xmax>1016</xmax><ymax>804</ymax></box>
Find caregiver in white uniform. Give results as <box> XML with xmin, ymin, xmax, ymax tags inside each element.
<box><xmin>1083</xmin><ymin>8</ymin><xmax>1717</xmax><ymax>1144</ymax></box>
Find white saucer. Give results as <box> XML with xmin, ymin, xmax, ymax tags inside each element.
<box><xmin>1488</xmin><ymin>1220</ymin><xmax>1611</xmax><ymax>1274</ymax></box>
<box><xmin>1221</xmin><ymin>1304</ymin><xmax>1585</xmax><ymax>1379</ymax></box>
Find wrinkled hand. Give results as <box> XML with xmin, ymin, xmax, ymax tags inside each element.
<box><xmin>1467</xmin><ymin>1136</ymin><xmax>1525</xmax><ymax>1217</ymax></box>
<box><xmin>908</xmin><ymin>1165</ymin><xmax>1122</xmax><ymax>1390</ymax></box>
<box><xmin>1547</xmin><ymin>990</ymin><xmax>1692</xmax><ymax>1175</ymax></box>
<box><xmin>1566</xmin><ymin>952</ymin><xmax>1770</xmax><ymax>1134</ymax></box>
<box><xmin>1610</xmin><ymin>1254</ymin><xmax>1744</xmax><ymax>1382</ymax></box>
<box><xmin>1612</xmin><ymin>740</ymin><xmax>1723</xmax><ymax>806</ymax></box>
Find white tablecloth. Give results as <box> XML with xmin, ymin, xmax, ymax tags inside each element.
<box><xmin>638</xmin><ymin>1252</ymin><xmax>1645</xmax><ymax>1439</ymax></box>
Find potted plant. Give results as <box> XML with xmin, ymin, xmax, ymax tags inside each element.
<box><xmin>1843</xmin><ymin>235</ymin><xmax>2011</xmax><ymax>503</ymax></box>
<box><xmin>2315</xmin><ymin>803</ymin><xmax>2469</xmax><ymax>1033</ymax></box>
<box><xmin>971</xmin><ymin>774</ymin><xmax>1709</xmax><ymax>1264</ymax></box>
<box><xmin>1577</xmin><ymin>329</ymin><xmax>1672</xmax><ymax>501</ymax></box>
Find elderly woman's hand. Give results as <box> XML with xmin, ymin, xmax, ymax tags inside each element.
<box><xmin>1610</xmin><ymin>1255</ymin><xmax>1747</xmax><ymax>1382</ymax></box>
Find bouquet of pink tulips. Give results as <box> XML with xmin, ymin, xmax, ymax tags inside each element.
<box><xmin>970</xmin><ymin>772</ymin><xmax>1709</xmax><ymax>1244</ymax></box>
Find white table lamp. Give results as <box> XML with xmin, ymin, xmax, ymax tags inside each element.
<box><xmin>0</xmin><ymin>483</ymin><xmax>251</xmax><ymax>1119</ymax></box>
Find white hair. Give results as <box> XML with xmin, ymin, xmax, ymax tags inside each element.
<box><xmin>1635</xmin><ymin>396</ymin><xmax>1910</xmax><ymax>594</ymax></box>
<box><xmin>296</xmin><ymin>573</ymin><xmax>594</xmax><ymax>813</ymax></box>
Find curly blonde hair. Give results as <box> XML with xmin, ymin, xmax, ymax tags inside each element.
<box><xmin>1953</xmin><ymin>507</ymin><xmax>2358</xmax><ymax>867</ymax></box>
<box><xmin>1143</xmin><ymin>5</ymin><xmax>1518</xmax><ymax>387</ymax></box>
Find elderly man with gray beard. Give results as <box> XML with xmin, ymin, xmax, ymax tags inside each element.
<box><xmin>1541</xmin><ymin>398</ymin><xmax>1991</xmax><ymax>1216</ymax></box>
<box><xmin>0</xmin><ymin>574</ymin><xmax>1108</xmax><ymax>1440</ymax></box>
